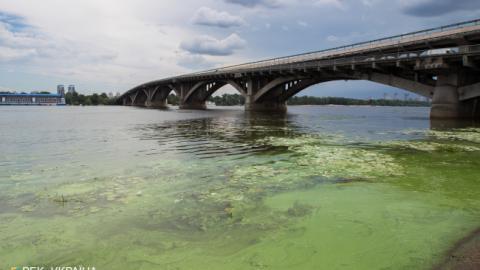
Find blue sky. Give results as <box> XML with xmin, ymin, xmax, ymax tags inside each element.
<box><xmin>0</xmin><ymin>0</ymin><xmax>479</xmax><ymax>98</ymax></box>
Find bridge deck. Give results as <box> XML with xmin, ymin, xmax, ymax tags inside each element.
<box><xmin>190</xmin><ymin>20</ymin><xmax>480</xmax><ymax>76</ymax></box>
<box><xmin>125</xmin><ymin>19</ymin><xmax>480</xmax><ymax>95</ymax></box>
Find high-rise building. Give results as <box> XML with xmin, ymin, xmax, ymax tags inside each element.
<box><xmin>57</xmin><ymin>85</ymin><xmax>65</xmax><ymax>97</ymax></box>
<box><xmin>67</xmin><ymin>85</ymin><xmax>76</xmax><ymax>94</ymax></box>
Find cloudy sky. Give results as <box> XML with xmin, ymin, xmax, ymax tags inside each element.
<box><xmin>0</xmin><ymin>0</ymin><xmax>479</xmax><ymax>98</ymax></box>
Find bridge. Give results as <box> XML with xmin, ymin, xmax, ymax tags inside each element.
<box><xmin>120</xmin><ymin>19</ymin><xmax>480</xmax><ymax>119</ymax></box>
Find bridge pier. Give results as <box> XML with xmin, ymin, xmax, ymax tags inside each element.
<box><xmin>145</xmin><ymin>99</ymin><xmax>168</xmax><ymax>109</ymax></box>
<box><xmin>245</xmin><ymin>100</ymin><xmax>287</xmax><ymax>112</ymax></box>
<box><xmin>179</xmin><ymin>100</ymin><xmax>207</xmax><ymax>110</ymax></box>
<box><xmin>242</xmin><ymin>78</ymin><xmax>288</xmax><ymax>112</ymax></box>
<box><xmin>430</xmin><ymin>73</ymin><xmax>479</xmax><ymax>119</ymax></box>
<box><xmin>431</xmin><ymin>74</ymin><xmax>462</xmax><ymax>119</ymax></box>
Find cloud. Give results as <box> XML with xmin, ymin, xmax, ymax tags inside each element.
<box><xmin>402</xmin><ymin>0</ymin><xmax>480</xmax><ymax>17</ymax></box>
<box><xmin>0</xmin><ymin>11</ymin><xmax>28</xmax><ymax>31</ymax></box>
<box><xmin>297</xmin><ymin>20</ymin><xmax>308</xmax><ymax>27</ymax></box>
<box><xmin>180</xmin><ymin>33</ymin><xmax>246</xmax><ymax>56</ymax></box>
<box><xmin>224</xmin><ymin>0</ymin><xmax>347</xmax><ymax>9</ymax></box>
<box><xmin>326</xmin><ymin>35</ymin><xmax>339</xmax><ymax>42</ymax></box>
<box><xmin>1</xmin><ymin>0</ymin><xmax>477</xmax><ymax>97</ymax></box>
<box><xmin>192</xmin><ymin>7</ymin><xmax>245</xmax><ymax>28</ymax></box>
<box><xmin>0</xmin><ymin>13</ymin><xmax>44</xmax><ymax>61</ymax></box>
<box><xmin>177</xmin><ymin>53</ymin><xmax>216</xmax><ymax>69</ymax></box>
<box><xmin>313</xmin><ymin>0</ymin><xmax>345</xmax><ymax>9</ymax></box>
<box><xmin>224</xmin><ymin>0</ymin><xmax>282</xmax><ymax>8</ymax></box>
<box><xmin>0</xmin><ymin>2</ymin><xmax>198</xmax><ymax>90</ymax></box>
<box><xmin>0</xmin><ymin>46</ymin><xmax>37</xmax><ymax>61</ymax></box>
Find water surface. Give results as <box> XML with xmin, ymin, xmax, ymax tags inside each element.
<box><xmin>1</xmin><ymin>105</ymin><xmax>479</xmax><ymax>269</ymax></box>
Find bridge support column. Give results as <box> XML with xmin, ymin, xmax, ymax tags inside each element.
<box><xmin>145</xmin><ymin>99</ymin><xmax>168</xmax><ymax>109</ymax></box>
<box><xmin>244</xmin><ymin>79</ymin><xmax>287</xmax><ymax>112</ymax></box>
<box><xmin>430</xmin><ymin>73</ymin><xmax>477</xmax><ymax>119</ymax></box>
<box><xmin>431</xmin><ymin>74</ymin><xmax>461</xmax><ymax>119</ymax></box>
<box><xmin>245</xmin><ymin>100</ymin><xmax>287</xmax><ymax>112</ymax></box>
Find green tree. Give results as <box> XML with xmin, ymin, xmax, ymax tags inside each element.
<box><xmin>167</xmin><ymin>94</ymin><xmax>179</xmax><ymax>105</ymax></box>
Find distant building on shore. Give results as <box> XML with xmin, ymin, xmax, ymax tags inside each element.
<box><xmin>57</xmin><ymin>85</ymin><xmax>65</xmax><ymax>96</ymax></box>
<box><xmin>68</xmin><ymin>85</ymin><xmax>76</xmax><ymax>94</ymax></box>
<box><xmin>0</xmin><ymin>93</ymin><xmax>66</xmax><ymax>106</ymax></box>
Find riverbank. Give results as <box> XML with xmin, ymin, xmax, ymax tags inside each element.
<box><xmin>436</xmin><ymin>229</ymin><xmax>480</xmax><ymax>270</ymax></box>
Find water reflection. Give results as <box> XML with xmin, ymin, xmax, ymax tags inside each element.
<box><xmin>132</xmin><ymin>106</ymin><xmax>444</xmax><ymax>161</ymax></box>
<box><xmin>430</xmin><ymin>118</ymin><xmax>480</xmax><ymax>130</ymax></box>
<box><xmin>135</xmin><ymin>112</ymin><xmax>301</xmax><ymax>159</ymax></box>
<box><xmin>2</xmin><ymin>106</ymin><xmax>480</xmax><ymax>270</ymax></box>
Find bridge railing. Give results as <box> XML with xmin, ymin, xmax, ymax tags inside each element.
<box><xmin>186</xmin><ymin>19</ymin><xmax>480</xmax><ymax>77</ymax></box>
<box><xmin>123</xmin><ymin>44</ymin><xmax>480</xmax><ymax>97</ymax></box>
<box><xmin>260</xmin><ymin>44</ymin><xmax>480</xmax><ymax>72</ymax></box>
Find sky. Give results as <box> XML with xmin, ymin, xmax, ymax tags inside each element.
<box><xmin>0</xmin><ymin>0</ymin><xmax>479</xmax><ymax>98</ymax></box>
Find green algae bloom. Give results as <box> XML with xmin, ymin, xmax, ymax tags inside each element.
<box><xmin>1</xmin><ymin>107</ymin><xmax>480</xmax><ymax>270</ymax></box>
<box><xmin>428</xmin><ymin>128</ymin><xmax>480</xmax><ymax>143</ymax></box>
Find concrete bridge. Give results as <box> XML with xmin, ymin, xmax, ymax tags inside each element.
<box><xmin>120</xmin><ymin>19</ymin><xmax>480</xmax><ymax>119</ymax></box>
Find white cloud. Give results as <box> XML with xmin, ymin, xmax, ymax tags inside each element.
<box><xmin>224</xmin><ymin>0</ymin><xmax>282</xmax><ymax>8</ymax></box>
<box><xmin>326</xmin><ymin>35</ymin><xmax>339</xmax><ymax>42</ymax></box>
<box><xmin>0</xmin><ymin>46</ymin><xmax>36</xmax><ymax>61</ymax></box>
<box><xmin>176</xmin><ymin>52</ymin><xmax>216</xmax><ymax>70</ymax></box>
<box><xmin>313</xmin><ymin>0</ymin><xmax>346</xmax><ymax>9</ymax></box>
<box><xmin>192</xmin><ymin>7</ymin><xmax>245</xmax><ymax>28</ymax></box>
<box><xmin>297</xmin><ymin>20</ymin><xmax>308</xmax><ymax>27</ymax></box>
<box><xmin>0</xmin><ymin>1</ymin><xmax>208</xmax><ymax>90</ymax></box>
<box><xmin>180</xmin><ymin>33</ymin><xmax>247</xmax><ymax>56</ymax></box>
<box><xmin>223</xmin><ymin>0</ymin><xmax>346</xmax><ymax>9</ymax></box>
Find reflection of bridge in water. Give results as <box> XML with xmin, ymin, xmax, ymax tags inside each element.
<box><xmin>120</xmin><ymin>19</ymin><xmax>480</xmax><ymax>119</ymax></box>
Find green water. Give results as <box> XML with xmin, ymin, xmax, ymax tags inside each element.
<box><xmin>0</xmin><ymin>106</ymin><xmax>479</xmax><ymax>269</ymax></box>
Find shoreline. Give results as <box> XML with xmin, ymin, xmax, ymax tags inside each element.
<box><xmin>435</xmin><ymin>228</ymin><xmax>480</xmax><ymax>269</ymax></box>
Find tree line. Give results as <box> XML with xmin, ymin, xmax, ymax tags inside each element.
<box><xmin>206</xmin><ymin>94</ymin><xmax>430</xmax><ymax>107</ymax></box>
<box><xmin>64</xmin><ymin>92</ymin><xmax>429</xmax><ymax>107</ymax></box>
<box><xmin>208</xmin><ymin>94</ymin><xmax>245</xmax><ymax>106</ymax></box>
<box><xmin>287</xmin><ymin>96</ymin><xmax>430</xmax><ymax>107</ymax></box>
<box><xmin>165</xmin><ymin>93</ymin><xmax>245</xmax><ymax>106</ymax></box>
<box><xmin>65</xmin><ymin>92</ymin><xmax>116</xmax><ymax>105</ymax></box>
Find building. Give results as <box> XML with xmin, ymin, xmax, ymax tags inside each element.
<box><xmin>67</xmin><ymin>85</ymin><xmax>76</xmax><ymax>94</ymax></box>
<box><xmin>57</xmin><ymin>85</ymin><xmax>65</xmax><ymax>97</ymax></box>
<box><xmin>0</xmin><ymin>93</ymin><xmax>66</xmax><ymax>106</ymax></box>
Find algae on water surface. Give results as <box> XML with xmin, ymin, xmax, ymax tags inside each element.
<box><xmin>1</xmin><ymin>107</ymin><xmax>480</xmax><ymax>270</ymax></box>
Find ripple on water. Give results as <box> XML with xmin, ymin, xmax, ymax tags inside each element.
<box><xmin>1</xmin><ymin>107</ymin><xmax>480</xmax><ymax>270</ymax></box>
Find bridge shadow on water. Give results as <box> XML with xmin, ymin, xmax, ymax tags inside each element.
<box><xmin>133</xmin><ymin>111</ymin><xmax>300</xmax><ymax>159</ymax></box>
<box><xmin>430</xmin><ymin>118</ymin><xmax>480</xmax><ymax>130</ymax></box>
<box><xmin>131</xmin><ymin>106</ymin><xmax>480</xmax><ymax>160</ymax></box>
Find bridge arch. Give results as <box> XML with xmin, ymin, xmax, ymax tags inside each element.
<box><xmin>251</xmin><ymin>75</ymin><xmax>355</xmax><ymax>104</ymax></box>
<box><xmin>130</xmin><ymin>89</ymin><xmax>147</xmax><ymax>106</ymax></box>
<box><xmin>226</xmin><ymin>80</ymin><xmax>248</xmax><ymax>97</ymax></box>
<box><xmin>183</xmin><ymin>81</ymin><xmax>228</xmax><ymax>103</ymax></box>
<box><xmin>250</xmin><ymin>72</ymin><xmax>434</xmax><ymax>107</ymax></box>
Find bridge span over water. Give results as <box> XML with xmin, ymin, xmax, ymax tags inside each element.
<box><xmin>120</xmin><ymin>19</ymin><xmax>480</xmax><ymax>119</ymax></box>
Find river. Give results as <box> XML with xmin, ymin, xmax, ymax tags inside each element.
<box><xmin>0</xmin><ymin>105</ymin><xmax>479</xmax><ymax>269</ymax></box>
